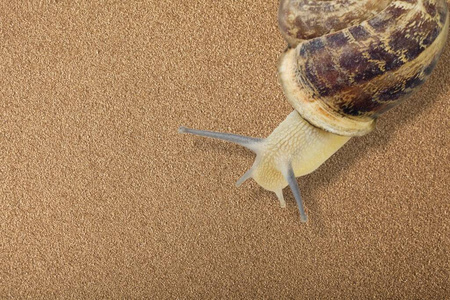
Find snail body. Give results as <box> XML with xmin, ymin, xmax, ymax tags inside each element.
<box><xmin>179</xmin><ymin>0</ymin><xmax>449</xmax><ymax>222</ymax></box>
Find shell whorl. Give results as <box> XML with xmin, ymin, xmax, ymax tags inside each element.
<box><xmin>278</xmin><ymin>0</ymin><xmax>449</xmax><ymax>136</ymax></box>
<box><xmin>279</xmin><ymin>0</ymin><xmax>393</xmax><ymax>47</ymax></box>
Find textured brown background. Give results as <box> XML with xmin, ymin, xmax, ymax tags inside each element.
<box><xmin>1</xmin><ymin>1</ymin><xmax>449</xmax><ymax>299</ymax></box>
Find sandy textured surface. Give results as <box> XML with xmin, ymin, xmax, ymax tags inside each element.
<box><xmin>2</xmin><ymin>1</ymin><xmax>449</xmax><ymax>299</ymax></box>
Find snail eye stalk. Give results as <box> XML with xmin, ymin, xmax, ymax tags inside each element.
<box><xmin>178</xmin><ymin>126</ymin><xmax>263</xmax><ymax>153</ymax></box>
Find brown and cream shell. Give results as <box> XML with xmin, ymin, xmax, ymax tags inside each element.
<box><xmin>278</xmin><ymin>0</ymin><xmax>449</xmax><ymax>136</ymax></box>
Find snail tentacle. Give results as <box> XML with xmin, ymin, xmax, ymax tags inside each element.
<box><xmin>282</xmin><ymin>162</ymin><xmax>307</xmax><ymax>222</ymax></box>
<box><xmin>235</xmin><ymin>168</ymin><xmax>254</xmax><ymax>187</ymax></box>
<box><xmin>178</xmin><ymin>126</ymin><xmax>263</xmax><ymax>153</ymax></box>
<box><xmin>275</xmin><ymin>190</ymin><xmax>286</xmax><ymax>209</ymax></box>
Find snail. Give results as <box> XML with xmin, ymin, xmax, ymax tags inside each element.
<box><xmin>179</xmin><ymin>0</ymin><xmax>449</xmax><ymax>222</ymax></box>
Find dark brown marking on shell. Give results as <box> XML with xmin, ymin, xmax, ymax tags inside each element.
<box><xmin>298</xmin><ymin>38</ymin><xmax>325</xmax><ymax>57</ymax></box>
<box><xmin>389</xmin><ymin>33</ymin><xmax>422</xmax><ymax>61</ymax></box>
<box><xmin>423</xmin><ymin>26</ymin><xmax>441</xmax><ymax>46</ymax></box>
<box><xmin>304</xmin><ymin>52</ymin><xmax>341</xmax><ymax>96</ymax></box>
<box><xmin>353</xmin><ymin>62</ymin><xmax>384</xmax><ymax>82</ymax></box>
<box><xmin>326</xmin><ymin>32</ymin><xmax>349</xmax><ymax>48</ymax></box>
<box><xmin>336</xmin><ymin>81</ymin><xmax>411</xmax><ymax>117</ymax></box>
<box><xmin>367</xmin><ymin>42</ymin><xmax>404</xmax><ymax>72</ymax></box>
<box><xmin>377</xmin><ymin>82</ymin><xmax>407</xmax><ymax>102</ymax></box>
<box><xmin>389</xmin><ymin>14</ymin><xmax>439</xmax><ymax>61</ymax></box>
<box><xmin>338</xmin><ymin>90</ymin><xmax>379</xmax><ymax>116</ymax></box>
<box><xmin>367</xmin><ymin>5</ymin><xmax>408</xmax><ymax>32</ymax></box>
<box><xmin>424</xmin><ymin>0</ymin><xmax>437</xmax><ymax>16</ymax></box>
<box><xmin>348</xmin><ymin>25</ymin><xmax>371</xmax><ymax>41</ymax></box>
<box><xmin>423</xmin><ymin>58</ymin><xmax>439</xmax><ymax>75</ymax></box>
<box><xmin>404</xmin><ymin>74</ymin><xmax>426</xmax><ymax>90</ymax></box>
<box><xmin>339</xmin><ymin>47</ymin><xmax>368</xmax><ymax>75</ymax></box>
<box><xmin>303</xmin><ymin>62</ymin><xmax>322</xmax><ymax>93</ymax></box>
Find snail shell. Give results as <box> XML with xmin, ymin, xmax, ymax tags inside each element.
<box><xmin>180</xmin><ymin>0</ymin><xmax>449</xmax><ymax>222</ymax></box>
<box><xmin>279</xmin><ymin>0</ymin><xmax>449</xmax><ymax>136</ymax></box>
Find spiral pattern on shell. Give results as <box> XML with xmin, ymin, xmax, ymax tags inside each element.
<box><xmin>278</xmin><ymin>0</ymin><xmax>449</xmax><ymax>136</ymax></box>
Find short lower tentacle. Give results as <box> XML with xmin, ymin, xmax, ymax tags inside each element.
<box><xmin>282</xmin><ymin>163</ymin><xmax>307</xmax><ymax>222</ymax></box>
